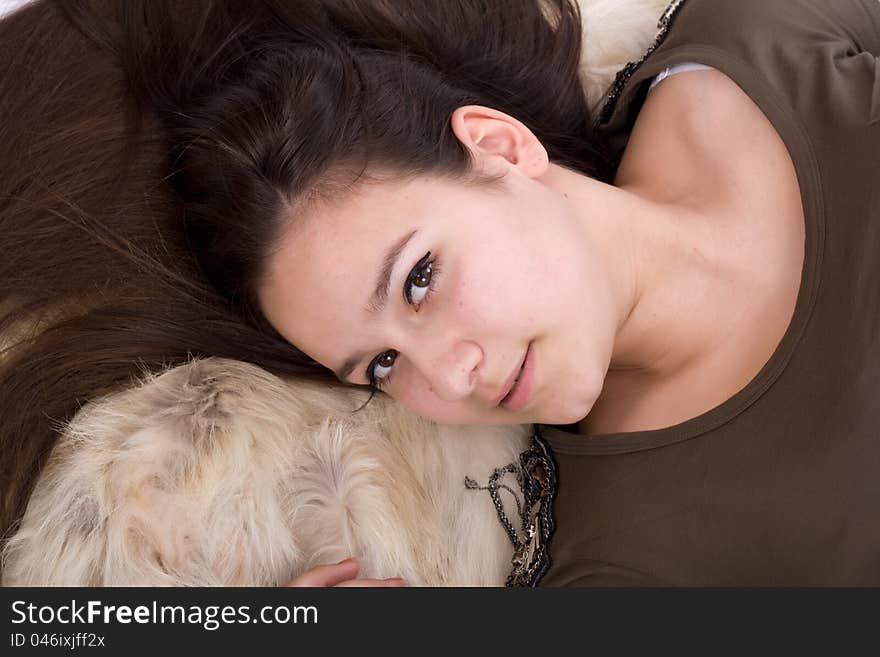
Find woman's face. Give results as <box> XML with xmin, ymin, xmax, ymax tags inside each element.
<box><xmin>258</xmin><ymin>106</ymin><xmax>618</xmax><ymax>426</ymax></box>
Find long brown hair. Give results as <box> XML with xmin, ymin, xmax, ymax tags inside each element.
<box><xmin>0</xmin><ymin>0</ymin><xmax>611</xmax><ymax>549</ymax></box>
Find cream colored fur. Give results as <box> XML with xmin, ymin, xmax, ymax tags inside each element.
<box><xmin>578</xmin><ymin>0</ymin><xmax>671</xmax><ymax>110</ymax></box>
<box><xmin>1</xmin><ymin>0</ymin><xmax>668</xmax><ymax>586</ymax></box>
<box><xmin>3</xmin><ymin>359</ymin><xmax>531</xmax><ymax>585</ymax></box>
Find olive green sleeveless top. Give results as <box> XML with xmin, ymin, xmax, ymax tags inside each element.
<box><xmin>538</xmin><ymin>0</ymin><xmax>880</xmax><ymax>585</ymax></box>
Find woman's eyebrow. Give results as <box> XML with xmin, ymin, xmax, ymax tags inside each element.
<box><xmin>335</xmin><ymin>227</ymin><xmax>420</xmax><ymax>383</ymax></box>
<box><xmin>366</xmin><ymin>228</ymin><xmax>419</xmax><ymax>315</ymax></box>
<box><xmin>335</xmin><ymin>356</ymin><xmax>363</xmax><ymax>383</ymax></box>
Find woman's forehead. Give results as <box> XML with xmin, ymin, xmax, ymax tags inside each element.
<box><xmin>271</xmin><ymin>172</ymin><xmax>479</xmax><ymax>267</ymax></box>
<box><xmin>260</xmin><ymin>172</ymin><xmax>509</xmax><ymax>347</ymax></box>
<box><xmin>258</xmin><ymin>181</ymin><xmax>433</xmax><ymax>350</ymax></box>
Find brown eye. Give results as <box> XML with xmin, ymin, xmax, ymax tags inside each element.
<box><xmin>405</xmin><ymin>253</ymin><xmax>433</xmax><ymax>305</ymax></box>
<box><xmin>371</xmin><ymin>349</ymin><xmax>398</xmax><ymax>382</ymax></box>
<box><xmin>413</xmin><ymin>262</ymin><xmax>431</xmax><ymax>286</ymax></box>
<box><xmin>370</xmin><ymin>252</ymin><xmax>438</xmax><ymax>387</ymax></box>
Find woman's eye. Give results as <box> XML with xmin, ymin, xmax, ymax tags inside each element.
<box><xmin>368</xmin><ymin>252</ymin><xmax>439</xmax><ymax>387</ymax></box>
<box><xmin>405</xmin><ymin>253</ymin><xmax>433</xmax><ymax>306</ymax></box>
<box><xmin>371</xmin><ymin>350</ymin><xmax>397</xmax><ymax>383</ymax></box>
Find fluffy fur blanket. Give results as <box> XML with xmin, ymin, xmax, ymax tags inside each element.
<box><xmin>1</xmin><ymin>0</ymin><xmax>667</xmax><ymax>586</ymax></box>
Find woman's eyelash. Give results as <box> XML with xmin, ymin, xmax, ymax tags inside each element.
<box><xmin>366</xmin><ymin>252</ymin><xmax>441</xmax><ymax>389</ymax></box>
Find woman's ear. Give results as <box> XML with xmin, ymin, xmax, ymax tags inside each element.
<box><xmin>450</xmin><ymin>104</ymin><xmax>549</xmax><ymax>179</ymax></box>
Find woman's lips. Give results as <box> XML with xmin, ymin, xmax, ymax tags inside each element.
<box><xmin>500</xmin><ymin>342</ymin><xmax>534</xmax><ymax>411</ymax></box>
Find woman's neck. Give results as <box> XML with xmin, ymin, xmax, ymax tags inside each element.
<box><xmin>542</xmin><ymin>162</ymin><xmax>739</xmax><ymax>386</ymax></box>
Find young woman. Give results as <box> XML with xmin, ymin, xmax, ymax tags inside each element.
<box><xmin>1</xmin><ymin>0</ymin><xmax>878</xmax><ymax>586</ymax></box>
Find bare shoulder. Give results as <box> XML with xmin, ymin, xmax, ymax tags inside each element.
<box><xmin>620</xmin><ymin>65</ymin><xmax>805</xmax><ymax>278</ymax></box>
<box><xmin>615</xmin><ymin>68</ymin><xmax>790</xmax><ymax>209</ymax></box>
<box><xmin>588</xmin><ymin>69</ymin><xmax>807</xmax><ymax>437</ymax></box>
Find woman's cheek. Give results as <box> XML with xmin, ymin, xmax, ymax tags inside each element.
<box><xmin>391</xmin><ymin>379</ymin><xmax>462</xmax><ymax>424</ymax></box>
<box><xmin>392</xmin><ymin>378</ymin><xmax>434</xmax><ymax>412</ymax></box>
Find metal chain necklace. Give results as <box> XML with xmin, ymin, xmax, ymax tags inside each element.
<box><xmin>464</xmin><ymin>427</ymin><xmax>558</xmax><ymax>587</ymax></box>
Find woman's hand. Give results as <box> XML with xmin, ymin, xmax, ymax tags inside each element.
<box><xmin>286</xmin><ymin>558</ymin><xmax>407</xmax><ymax>587</ymax></box>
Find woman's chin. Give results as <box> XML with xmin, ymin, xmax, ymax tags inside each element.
<box><xmin>539</xmin><ymin>391</ymin><xmax>601</xmax><ymax>427</ymax></box>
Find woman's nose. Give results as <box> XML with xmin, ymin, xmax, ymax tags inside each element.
<box><xmin>411</xmin><ymin>338</ymin><xmax>482</xmax><ymax>402</ymax></box>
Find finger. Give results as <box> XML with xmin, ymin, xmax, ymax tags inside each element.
<box><xmin>335</xmin><ymin>578</ymin><xmax>407</xmax><ymax>588</ymax></box>
<box><xmin>286</xmin><ymin>559</ymin><xmax>360</xmax><ymax>587</ymax></box>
